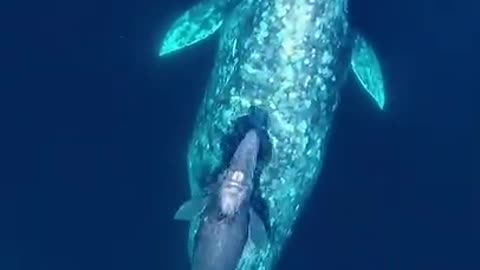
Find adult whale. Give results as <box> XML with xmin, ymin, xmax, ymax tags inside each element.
<box><xmin>159</xmin><ymin>0</ymin><xmax>387</xmax><ymax>269</ymax></box>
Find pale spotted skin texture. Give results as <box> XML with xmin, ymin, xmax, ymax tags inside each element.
<box><xmin>186</xmin><ymin>0</ymin><xmax>355</xmax><ymax>269</ymax></box>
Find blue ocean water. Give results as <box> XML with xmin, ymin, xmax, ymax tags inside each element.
<box><xmin>1</xmin><ymin>0</ymin><xmax>476</xmax><ymax>269</ymax></box>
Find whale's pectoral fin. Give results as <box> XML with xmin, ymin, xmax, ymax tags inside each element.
<box><xmin>248</xmin><ymin>209</ymin><xmax>268</xmax><ymax>248</ymax></box>
<box><xmin>350</xmin><ymin>35</ymin><xmax>386</xmax><ymax>110</ymax></box>
<box><xmin>173</xmin><ymin>197</ymin><xmax>208</xmax><ymax>221</ymax></box>
<box><xmin>159</xmin><ymin>0</ymin><xmax>231</xmax><ymax>56</ymax></box>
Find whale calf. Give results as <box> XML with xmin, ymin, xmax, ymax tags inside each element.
<box><xmin>159</xmin><ymin>0</ymin><xmax>387</xmax><ymax>269</ymax></box>
<box><xmin>174</xmin><ymin>129</ymin><xmax>267</xmax><ymax>270</ymax></box>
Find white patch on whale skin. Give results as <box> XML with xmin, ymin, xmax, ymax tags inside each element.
<box><xmin>219</xmin><ymin>170</ymin><xmax>248</xmax><ymax>217</ymax></box>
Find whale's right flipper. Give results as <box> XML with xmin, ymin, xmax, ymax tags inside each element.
<box><xmin>350</xmin><ymin>35</ymin><xmax>386</xmax><ymax>110</ymax></box>
<box><xmin>174</xmin><ymin>197</ymin><xmax>208</xmax><ymax>220</ymax></box>
<box><xmin>159</xmin><ymin>0</ymin><xmax>243</xmax><ymax>56</ymax></box>
<box><xmin>248</xmin><ymin>209</ymin><xmax>268</xmax><ymax>249</ymax></box>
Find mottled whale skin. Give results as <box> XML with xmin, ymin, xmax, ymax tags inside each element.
<box><xmin>159</xmin><ymin>0</ymin><xmax>387</xmax><ymax>269</ymax></box>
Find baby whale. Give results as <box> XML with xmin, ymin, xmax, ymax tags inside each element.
<box><xmin>174</xmin><ymin>130</ymin><xmax>268</xmax><ymax>270</ymax></box>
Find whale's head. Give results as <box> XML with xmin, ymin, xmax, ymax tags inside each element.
<box><xmin>218</xmin><ymin>169</ymin><xmax>251</xmax><ymax>217</ymax></box>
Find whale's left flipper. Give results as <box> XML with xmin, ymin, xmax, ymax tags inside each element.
<box><xmin>174</xmin><ymin>197</ymin><xmax>208</xmax><ymax>221</ymax></box>
<box><xmin>350</xmin><ymin>35</ymin><xmax>387</xmax><ymax>110</ymax></box>
<box><xmin>159</xmin><ymin>0</ymin><xmax>242</xmax><ymax>56</ymax></box>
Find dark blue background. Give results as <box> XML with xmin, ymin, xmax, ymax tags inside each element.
<box><xmin>2</xmin><ymin>0</ymin><xmax>476</xmax><ymax>269</ymax></box>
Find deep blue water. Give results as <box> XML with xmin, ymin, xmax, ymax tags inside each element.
<box><xmin>1</xmin><ymin>0</ymin><xmax>477</xmax><ymax>269</ymax></box>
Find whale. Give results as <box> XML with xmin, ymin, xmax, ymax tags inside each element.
<box><xmin>173</xmin><ymin>129</ymin><xmax>268</xmax><ymax>270</ymax></box>
<box><xmin>158</xmin><ymin>0</ymin><xmax>387</xmax><ymax>269</ymax></box>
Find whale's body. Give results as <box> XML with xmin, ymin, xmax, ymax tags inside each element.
<box><xmin>159</xmin><ymin>0</ymin><xmax>387</xmax><ymax>269</ymax></box>
<box><xmin>173</xmin><ymin>130</ymin><xmax>268</xmax><ymax>270</ymax></box>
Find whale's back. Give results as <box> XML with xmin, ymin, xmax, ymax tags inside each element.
<box><xmin>187</xmin><ymin>0</ymin><xmax>354</xmax><ymax>269</ymax></box>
